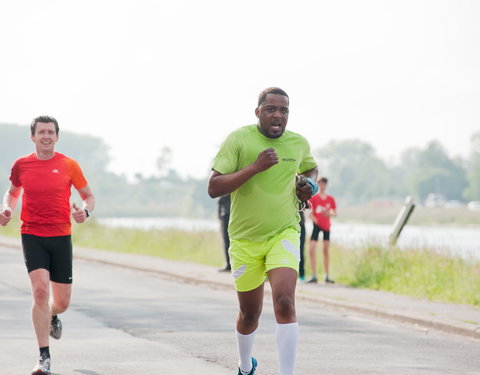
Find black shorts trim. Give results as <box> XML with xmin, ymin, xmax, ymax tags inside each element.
<box><xmin>21</xmin><ymin>234</ymin><xmax>73</xmax><ymax>284</ymax></box>
<box><xmin>310</xmin><ymin>224</ymin><xmax>330</xmax><ymax>241</ymax></box>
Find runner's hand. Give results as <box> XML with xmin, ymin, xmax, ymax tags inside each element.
<box><xmin>0</xmin><ymin>208</ymin><xmax>11</xmax><ymax>226</ymax></box>
<box><xmin>72</xmin><ymin>203</ymin><xmax>87</xmax><ymax>223</ymax></box>
<box><xmin>253</xmin><ymin>148</ymin><xmax>278</xmax><ymax>172</ymax></box>
<box><xmin>296</xmin><ymin>181</ymin><xmax>312</xmax><ymax>202</ymax></box>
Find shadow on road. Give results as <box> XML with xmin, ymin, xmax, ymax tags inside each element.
<box><xmin>74</xmin><ymin>370</ymin><xmax>104</xmax><ymax>375</ymax></box>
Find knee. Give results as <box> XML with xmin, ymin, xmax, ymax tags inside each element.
<box><xmin>32</xmin><ymin>284</ymin><xmax>49</xmax><ymax>306</ymax></box>
<box><xmin>274</xmin><ymin>295</ymin><xmax>295</xmax><ymax>320</ymax></box>
<box><xmin>55</xmin><ymin>298</ymin><xmax>70</xmax><ymax>313</ymax></box>
<box><xmin>53</xmin><ymin>295</ymin><xmax>71</xmax><ymax>313</ymax></box>
<box><xmin>239</xmin><ymin>307</ymin><xmax>262</xmax><ymax>327</ymax></box>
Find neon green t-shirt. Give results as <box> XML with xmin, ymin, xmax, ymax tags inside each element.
<box><xmin>212</xmin><ymin>124</ymin><xmax>317</xmax><ymax>242</ymax></box>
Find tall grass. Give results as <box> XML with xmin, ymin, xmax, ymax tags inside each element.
<box><xmin>328</xmin><ymin>243</ymin><xmax>480</xmax><ymax>306</ymax></box>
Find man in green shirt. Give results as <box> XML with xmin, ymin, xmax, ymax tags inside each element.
<box><xmin>208</xmin><ymin>87</ymin><xmax>318</xmax><ymax>375</ymax></box>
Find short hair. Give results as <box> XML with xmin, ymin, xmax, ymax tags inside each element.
<box><xmin>257</xmin><ymin>87</ymin><xmax>289</xmax><ymax>106</ymax></box>
<box><xmin>318</xmin><ymin>177</ymin><xmax>328</xmax><ymax>184</ymax></box>
<box><xmin>30</xmin><ymin>116</ymin><xmax>59</xmax><ymax>136</ymax></box>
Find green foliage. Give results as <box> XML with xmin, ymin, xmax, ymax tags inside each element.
<box><xmin>316</xmin><ymin>139</ymin><xmax>396</xmax><ymax>204</ymax></box>
<box><xmin>400</xmin><ymin>141</ymin><xmax>468</xmax><ymax>201</ymax></box>
<box><xmin>315</xmin><ymin>138</ymin><xmax>473</xmax><ymax>205</ymax></box>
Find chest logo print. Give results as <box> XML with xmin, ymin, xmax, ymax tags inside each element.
<box><xmin>51</xmin><ymin>169</ymin><xmax>60</xmax><ymax>174</ymax></box>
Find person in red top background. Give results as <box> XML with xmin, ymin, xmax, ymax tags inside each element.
<box><xmin>307</xmin><ymin>177</ymin><xmax>336</xmax><ymax>284</ymax></box>
<box><xmin>0</xmin><ymin>116</ymin><xmax>95</xmax><ymax>375</ymax></box>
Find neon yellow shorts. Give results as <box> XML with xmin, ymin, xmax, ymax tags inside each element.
<box><xmin>229</xmin><ymin>226</ymin><xmax>300</xmax><ymax>292</ymax></box>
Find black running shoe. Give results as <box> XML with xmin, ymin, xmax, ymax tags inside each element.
<box><xmin>50</xmin><ymin>315</ymin><xmax>62</xmax><ymax>340</ymax></box>
<box><xmin>325</xmin><ymin>276</ymin><xmax>335</xmax><ymax>284</ymax></box>
<box><xmin>306</xmin><ymin>276</ymin><xmax>318</xmax><ymax>283</ymax></box>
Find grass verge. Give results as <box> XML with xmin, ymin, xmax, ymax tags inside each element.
<box><xmin>329</xmin><ymin>243</ymin><xmax>480</xmax><ymax>306</ymax></box>
<box><xmin>72</xmin><ymin>220</ymin><xmax>225</xmax><ymax>267</ymax></box>
<box><xmin>2</xmin><ymin>219</ymin><xmax>479</xmax><ymax>306</ymax></box>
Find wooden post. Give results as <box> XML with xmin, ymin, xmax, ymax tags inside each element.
<box><xmin>389</xmin><ymin>196</ymin><xmax>415</xmax><ymax>246</ymax></box>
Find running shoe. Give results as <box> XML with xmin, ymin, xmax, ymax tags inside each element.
<box><xmin>325</xmin><ymin>276</ymin><xmax>335</xmax><ymax>284</ymax></box>
<box><xmin>50</xmin><ymin>315</ymin><xmax>62</xmax><ymax>340</ymax></box>
<box><xmin>31</xmin><ymin>354</ymin><xmax>51</xmax><ymax>375</ymax></box>
<box><xmin>238</xmin><ymin>357</ymin><xmax>257</xmax><ymax>375</ymax></box>
<box><xmin>306</xmin><ymin>276</ymin><xmax>317</xmax><ymax>283</ymax></box>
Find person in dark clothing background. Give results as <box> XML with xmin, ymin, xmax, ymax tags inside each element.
<box><xmin>298</xmin><ymin>210</ymin><xmax>306</xmax><ymax>281</ymax></box>
<box><xmin>218</xmin><ymin>194</ymin><xmax>231</xmax><ymax>272</ymax></box>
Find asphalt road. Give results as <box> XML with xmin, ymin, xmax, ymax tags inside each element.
<box><xmin>1</xmin><ymin>244</ymin><xmax>479</xmax><ymax>375</ymax></box>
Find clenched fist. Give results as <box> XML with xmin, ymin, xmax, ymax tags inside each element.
<box><xmin>253</xmin><ymin>148</ymin><xmax>278</xmax><ymax>172</ymax></box>
<box><xmin>72</xmin><ymin>203</ymin><xmax>88</xmax><ymax>224</ymax></box>
<box><xmin>0</xmin><ymin>208</ymin><xmax>11</xmax><ymax>226</ymax></box>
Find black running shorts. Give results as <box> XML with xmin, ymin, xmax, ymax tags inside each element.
<box><xmin>310</xmin><ymin>224</ymin><xmax>330</xmax><ymax>241</ymax></box>
<box><xmin>21</xmin><ymin>234</ymin><xmax>73</xmax><ymax>284</ymax></box>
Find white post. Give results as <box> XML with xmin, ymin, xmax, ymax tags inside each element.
<box><xmin>389</xmin><ymin>196</ymin><xmax>415</xmax><ymax>246</ymax></box>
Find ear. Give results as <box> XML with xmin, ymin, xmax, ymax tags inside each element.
<box><xmin>255</xmin><ymin>107</ymin><xmax>260</xmax><ymax>118</ymax></box>
<box><xmin>31</xmin><ymin>135</ymin><xmax>35</xmax><ymax>143</ymax></box>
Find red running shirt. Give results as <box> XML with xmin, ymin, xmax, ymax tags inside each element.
<box><xmin>309</xmin><ymin>194</ymin><xmax>336</xmax><ymax>231</ymax></box>
<box><xmin>9</xmin><ymin>153</ymin><xmax>88</xmax><ymax>237</ymax></box>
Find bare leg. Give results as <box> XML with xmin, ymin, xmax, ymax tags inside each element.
<box><xmin>50</xmin><ymin>281</ymin><xmax>72</xmax><ymax>315</ymax></box>
<box><xmin>29</xmin><ymin>269</ymin><xmax>51</xmax><ymax>348</ymax></box>
<box><xmin>236</xmin><ymin>284</ymin><xmax>264</xmax><ymax>334</ymax></box>
<box><xmin>268</xmin><ymin>267</ymin><xmax>297</xmax><ymax>323</ymax></box>
<box><xmin>323</xmin><ymin>240</ymin><xmax>330</xmax><ymax>276</ymax></box>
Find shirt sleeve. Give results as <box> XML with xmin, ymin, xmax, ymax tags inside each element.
<box><xmin>9</xmin><ymin>160</ymin><xmax>22</xmax><ymax>187</ymax></box>
<box><xmin>65</xmin><ymin>158</ymin><xmax>88</xmax><ymax>190</ymax></box>
<box><xmin>298</xmin><ymin>137</ymin><xmax>317</xmax><ymax>174</ymax></box>
<box><xmin>212</xmin><ymin>132</ymin><xmax>240</xmax><ymax>175</ymax></box>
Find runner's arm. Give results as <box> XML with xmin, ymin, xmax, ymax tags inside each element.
<box><xmin>208</xmin><ymin>148</ymin><xmax>278</xmax><ymax>198</ymax></box>
<box><xmin>296</xmin><ymin>167</ymin><xmax>318</xmax><ymax>202</ymax></box>
<box><xmin>77</xmin><ymin>185</ymin><xmax>95</xmax><ymax>214</ymax></box>
<box><xmin>2</xmin><ymin>183</ymin><xmax>21</xmax><ymax>212</ymax></box>
<box><xmin>208</xmin><ymin>166</ymin><xmax>260</xmax><ymax>198</ymax></box>
<box><xmin>0</xmin><ymin>184</ymin><xmax>22</xmax><ymax>226</ymax></box>
<box><xmin>72</xmin><ymin>185</ymin><xmax>95</xmax><ymax>224</ymax></box>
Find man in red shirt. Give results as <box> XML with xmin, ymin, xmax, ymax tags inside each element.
<box><xmin>0</xmin><ymin>116</ymin><xmax>95</xmax><ymax>375</ymax></box>
<box><xmin>307</xmin><ymin>177</ymin><xmax>336</xmax><ymax>284</ymax></box>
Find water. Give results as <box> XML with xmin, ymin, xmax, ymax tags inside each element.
<box><xmin>97</xmin><ymin>217</ymin><xmax>480</xmax><ymax>259</ymax></box>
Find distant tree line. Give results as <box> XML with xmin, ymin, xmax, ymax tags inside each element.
<box><xmin>0</xmin><ymin>123</ymin><xmax>215</xmax><ymax>218</ymax></box>
<box><xmin>315</xmin><ymin>133</ymin><xmax>480</xmax><ymax>205</ymax></box>
<box><xmin>1</xmin><ymin>123</ymin><xmax>479</xmax><ymax>216</ymax></box>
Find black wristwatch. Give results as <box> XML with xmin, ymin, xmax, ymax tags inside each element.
<box><xmin>84</xmin><ymin>209</ymin><xmax>90</xmax><ymax>218</ymax></box>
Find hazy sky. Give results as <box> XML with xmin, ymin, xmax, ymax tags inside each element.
<box><xmin>1</xmin><ymin>0</ymin><xmax>479</xmax><ymax>179</ymax></box>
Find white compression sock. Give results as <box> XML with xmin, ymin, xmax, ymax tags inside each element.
<box><xmin>276</xmin><ymin>322</ymin><xmax>299</xmax><ymax>375</ymax></box>
<box><xmin>236</xmin><ymin>329</ymin><xmax>256</xmax><ymax>374</ymax></box>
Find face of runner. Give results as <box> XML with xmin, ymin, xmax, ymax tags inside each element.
<box><xmin>255</xmin><ymin>93</ymin><xmax>289</xmax><ymax>139</ymax></box>
<box><xmin>319</xmin><ymin>180</ymin><xmax>327</xmax><ymax>194</ymax></box>
<box><xmin>31</xmin><ymin>122</ymin><xmax>58</xmax><ymax>158</ymax></box>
